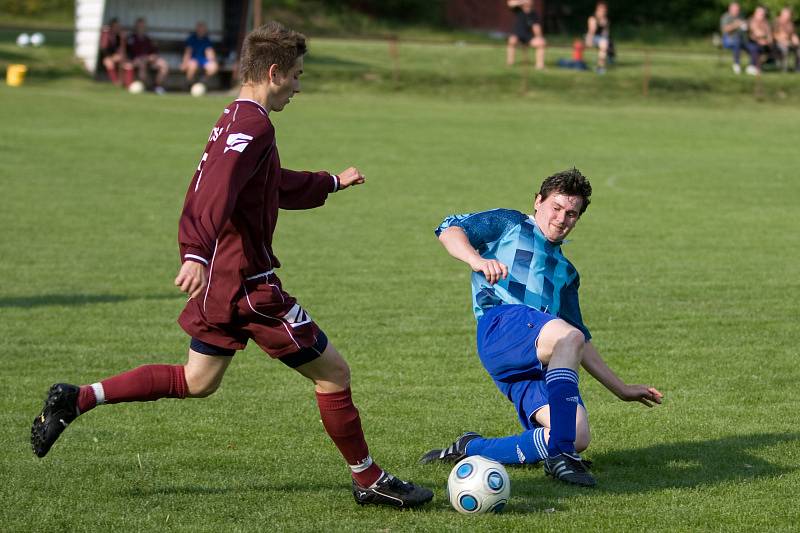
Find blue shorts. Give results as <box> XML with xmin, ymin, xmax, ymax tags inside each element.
<box><xmin>476</xmin><ymin>304</ymin><xmax>584</xmax><ymax>430</ymax></box>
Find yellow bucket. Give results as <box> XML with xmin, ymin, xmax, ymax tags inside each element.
<box><xmin>6</xmin><ymin>64</ymin><xmax>28</xmax><ymax>87</ymax></box>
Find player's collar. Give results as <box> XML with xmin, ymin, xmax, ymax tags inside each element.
<box><xmin>235</xmin><ymin>98</ymin><xmax>268</xmax><ymax>115</ymax></box>
<box><xmin>527</xmin><ymin>215</ymin><xmax>568</xmax><ymax>246</ymax></box>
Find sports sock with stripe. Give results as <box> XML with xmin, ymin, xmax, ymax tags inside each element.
<box><xmin>315</xmin><ymin>387</ymin><xmax>383</xmax><ymax>487</ymax></box>
<box><xmin>464</xmin><ymin>427</ymin><xmax>548</xmax><ymax>465</ymax></box>
<box><xmin>545</xmin><ymin>367</ymin><xmax>579</xmax><ymax>456</ymax></box>
<box><xmin>76</xmin><ymin>364</ymin><xmax>188</xmax><ymax>414</ymax></box>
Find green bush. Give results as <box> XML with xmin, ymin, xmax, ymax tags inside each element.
<box><xmin>0</xmin><ymin>0</ymin><xmax>72</xmax><ymax>16</ymax></box>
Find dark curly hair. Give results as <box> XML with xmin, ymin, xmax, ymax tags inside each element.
<box><xmin>537</xmin><ymin>168</ymin><xmax>592</xmax><ymax>215</ymax></box>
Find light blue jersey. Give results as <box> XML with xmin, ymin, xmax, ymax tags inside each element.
<box><xmin>435</xmin><ymin>208</ymin><xmax>590</xmax><ymax>340</ymax></box>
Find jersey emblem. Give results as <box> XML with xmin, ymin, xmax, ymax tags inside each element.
<box><xmin>224</xmin><ymin>133</ymin><xmax>254</xmax><ymax>153</ymax></box>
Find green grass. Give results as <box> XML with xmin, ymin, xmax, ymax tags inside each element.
<box><xmin>2</xmin><ymin>33</ymin><xmax>800</xmax><ymax>532</ymax></box>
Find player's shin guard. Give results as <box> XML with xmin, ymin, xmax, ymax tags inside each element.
<box><xmin>77</xmin><ymin>364</ymin><xmax>187</xmax><ymax>414</ymax></box>
<box><xmin>316</xmin><ymin>387</ymin><xmax>383</xmax><ymax>487</ymax></box>
<box><xmin>465</xmin><ymin>427</ymin><xmax>548</xmax><ymax>465</ymax></box>
<box><xmin>545</xmin><ymin>368</ymin><xmax>579</xmax><ymax>456</ymax></box>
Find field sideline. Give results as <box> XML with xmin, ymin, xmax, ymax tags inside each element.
<box><xmin>1</xmin><ymin>72</ymin><xmax>799</xmax><ymax>531</ymax></box>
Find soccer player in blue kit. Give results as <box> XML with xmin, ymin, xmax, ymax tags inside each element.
<box><xmin>420</xmin><ymin>168</ymin><xmax>663</xmax><ymax>487</ymax></box>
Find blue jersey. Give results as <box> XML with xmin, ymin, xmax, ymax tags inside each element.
<box><xmin>185</xmin><ymin>33</ymin><xmax>213</xmax><ymax>61</ymax></box>
<box><xmin>435</xmin><ymin>208</ymin><xmax>590</xmax><ymax>340</ymax></box>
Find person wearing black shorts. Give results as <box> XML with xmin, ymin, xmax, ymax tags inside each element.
<box><xmin>507</xmin><ymin>0</ymin><xmax>547</xmax><ymax>69</ymax></box>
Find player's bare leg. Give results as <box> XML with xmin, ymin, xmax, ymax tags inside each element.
<box><xmin>31</xmin><ymin>349</ymin><xmax>230</xmax><ymax>457</ymax></box>
<box><xmin>102</xmin><ymin>55</ymin><xmax>121</xmax><ymax>85</ymax></box>
<box><xmin>185</xmin><ymin>59</ymin><xmax>199</xmax><ymax>85</ymax></box>
<box><xmin>534</xmin><ymin>404</ymin><xmax>591</xmax><ymax>453</ymax></box>
<box><xmin>184</xmin><ymin>350</ymin><xmax>232</xmax><ymax>397</ymax></box>
<box><xmin>597</xmin><ymin>39</ymin><xmax>608</xmax><ymax>70</ymax></box>
<box><xmin>506</xmin><ymin>35</ymin><xmax>519</xmax><ymax>66</ymax></box>
<box><xmin>294</xmin><ymin>342</ymin><xmax>433</xmax><ymax>508</ymax></box>
<box><xmin>152</xmin><ymin>56</ymin><xmax>169</xmax><ymax>93</ymax></box>
<box><xmin>204</xmin><ymin>60</ymin><xmax>219</xmax><ymax>79</ymax></box>
<box><xmin>536</xmin><ymin>319</ymin><xmax>596</xmax><ymax>486</ymax></box>
<box><xmin>531</xmin><ymin>37</ymin><xmax>546</xmax><ymax>69</ymax></box>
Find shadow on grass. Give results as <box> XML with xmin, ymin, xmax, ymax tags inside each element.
<box><xmin>508</xmin><ymin>432</ymin><xmax>799</xmax><ymax>513</ymax></box>
<box><xmin>108</xmin><ymin>435</ymin><xmax>797</xmax><ymax>513</ymax></box>
<box><xmin>0</xmin><ymin>293</ymin><xmax>178</xmax><ymax>308</ymax></box>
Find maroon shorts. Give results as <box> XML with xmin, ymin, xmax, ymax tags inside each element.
<box><xmin>178</xmin><ymin>272</ymin><xmax>321</xmax><ymax>358</ymax></box>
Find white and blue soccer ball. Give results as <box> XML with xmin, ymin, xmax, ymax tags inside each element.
<box><xmin>447</xmin><ymin>456</ymin><xmax>511</xmax><ymax>514</ymax></box>
<box><xmin>16</xmin><ymin>33</ymin><xmax>30</xmax><ymax>47</ymax></box>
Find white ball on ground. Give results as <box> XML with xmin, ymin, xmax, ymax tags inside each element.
<box><xmin>128</xmin><ymin>80</ymin><xmax>145</xmax><ymax>94</ymax></box>
<box><xmin>30</xmin><ymin>32</ymin><xmax>45</xmax><ymax>47</ymax></box>
<box><xmin>16</xmin><ymin>33</ymin><xmax>30</xmax><ymax>47</ymax></box>
<box><xmin>190</xmin><ymin>82</ymin><xmax>207</xmax><ymax>97</ymax></box>
<box><xmin>447</xmin><ymin>456</ymin><xmax>511</xmax><ymax>514</ymax></box>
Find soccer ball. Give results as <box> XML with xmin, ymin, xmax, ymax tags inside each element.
<box><xmin>128</xmin><ymin>80</ymin><xmax>145</xmax><ymax>94</ymax></box>
<box><xmin>16</xmin><ymin>33</ymin><xmax>30</xmax><ymax>47</ymax></box>
<box><xmin>30</xmin><ymin>32</ymin><xmax>45</xmax><ymax>47</ymax></box>
<box><xmin>190</xmin><ymin>82</ymin><xmax>207</xmax><ymax>97</ymax></box>
<box><xmin>447</xmin><ymin>456</ymin><xmax>511</xmax><ymax>514</ymax></box>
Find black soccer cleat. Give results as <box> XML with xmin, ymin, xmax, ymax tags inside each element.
<box><xmin>352</xmin><ymin>472</ymin><xmax>434</xmax><ymax>508</ymax></box>
<box><xmin>543</xmin><ymin>452</ymin><xmax>597</xmax><ymax>487</ymax></box>
<box><xmin>418</xmin><ymin>431</ymin><xmax>482</xmax><ymax>464</ymax></box>
<box><xmin>31</xmin><ymin>383</ymin><xmax>80</xmax><ymax>458</ymax></box>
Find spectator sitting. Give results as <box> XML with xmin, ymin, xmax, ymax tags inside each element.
<box><xmin>773</xmin><ymin>7</ymin><xmax>799</xmax><ymax>71</ymax></box>
<box><xmin>99</xmin><ymin>18</ymin><xmax>130</xmax><ymax>86</ymax></box>
<box><xmin>557</xmin><ymin>38</ymin><xmax>588</xmax><ymax>70</ymax></box>
<box><xmin>126</xmin><ymin>18</ymin><xmax>169</xmax><ymax>94</ymax></box>
<box><xmin>720</xmin><ymin>2</ymin><xmax>748</xmax><ymax>74</ymax></box>
<box><xmin>506</xmin><ymin>0</ymin><xmax>546</xmax><ymax>69</ymax></box>
<box><xmin>746</xmin><ymin>6</ymin><xmax>774</xmax><ymax>75</ymax></box>
<box><xmin>181</xmin><ymin>22</ymin><xmax>219</xmax><ymax>88</ymax></box>
<box><xmin>586</xmin><ymin>1</ymin><xmax>612</xmax><ymax>74</ymax></box>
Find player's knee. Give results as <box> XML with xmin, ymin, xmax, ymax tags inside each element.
<box><xmin>323</xmin><ymin>357</ymin><xmax>351</xmax><ymax>389</ymax></box>
<box><xmin>185</xmin><ymin>372</ymin><xmax>221</xmax><ymax>398</ymax></box>
<box><xmin>556</xmin><ymin>328</ymin><xmax>585</xmax><ymax>355</ymax></box>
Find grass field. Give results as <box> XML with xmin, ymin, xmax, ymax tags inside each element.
<box><xmin>2</xmin><ymin>32</ymin><xmax>800</xmax><ymax>532</ymax></box>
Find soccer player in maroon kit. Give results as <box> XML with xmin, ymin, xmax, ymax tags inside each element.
<box><xmin>30</xmin><ymin>21</ymin><xmax>433</xmax><ymax>509</ymax></box>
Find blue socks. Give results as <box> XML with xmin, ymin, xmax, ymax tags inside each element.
<box><xmin>545</xmin><ymin>367</ymin><xmax>579</xmax><ymax>456</ymax></box>
<box><xmin>464</xmin><ymin>427</ymin><xmax>548</xmax><ymax>465</ymax></box>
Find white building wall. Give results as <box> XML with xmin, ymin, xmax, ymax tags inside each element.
<box><xmin>75</xmin><ymin>0</ymin><xmax>106</xmax><ymax>73</ymax></box>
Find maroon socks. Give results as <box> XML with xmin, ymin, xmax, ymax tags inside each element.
<box><xmin>77</xmin><ymin>364</ymin><xmax>187</xmax><ymax>414</ymax></box>
<box><xmin>316</xmin><ymin>387</ymin><xmax>383</xmax><ymax>487</ymax></box>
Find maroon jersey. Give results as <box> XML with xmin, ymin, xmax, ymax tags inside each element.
<box><xmin>178</xmin><ymin>99</ymin><xmax>336</xmax><ymax>324</ymax></box>
<box><xmin>126</xmin><ymin>33</ymin><xmax>157</xmax><ymax>58</ymax></box>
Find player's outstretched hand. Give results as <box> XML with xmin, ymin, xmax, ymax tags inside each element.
<box><xmin>337</xmin><ymin>167</ymin><xmax>366</xmax><ymax>190</ymax></box>
<box><xmin>619</xmin><ymin>384</ymin><xmax>663</xmax><ymax>407</ymax></box>
<box><xmin>175</xmin><ymin>260</ymin><xmax>207</xmax><ymax>300</ymax></box>
<box><xmin>469</xmin><ymin>258</ymin><xmax>508</xmax><ymax>285</ymax></box>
